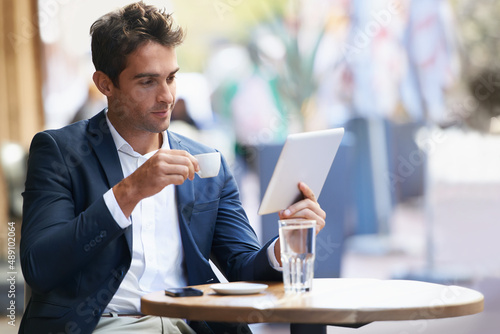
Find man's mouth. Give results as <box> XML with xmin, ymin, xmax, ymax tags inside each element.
<box><xmin>151</xmin><ymin>109</ymin><xmax>170</xmax><ymax>118</ymax></box>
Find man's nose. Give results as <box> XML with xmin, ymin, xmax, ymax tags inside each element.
<box><xmin>158</xmin><ymin>82</ymin><xmax>174</xmax><ymax>104</ymax></box>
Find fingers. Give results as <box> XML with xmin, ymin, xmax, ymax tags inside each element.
<box><xmin>279</xmin><ymin>182</ymin><xmax>326</xmax><ymax>233</ymax></box>
<box><xmin>283</xmin><ymin>182</ymin><xmax>324</xmax><ymax>218</ymax></box>
<box><xmin>298</xmin><ymin>181</ymin><xmax>317</xmax><ymax>202</ymax></box>
<box><xmin>281</xmin><ymin>199</ymin><xmax>324</xmax><ymax>219</ymax></box>
<box><xmin>279</xmin><ymin>200</ymin><xmax>326</xmax><ymax>231</ymax></box>
<box><xmin>115</xmin><ymin>150</ymin><xmax>202</xmax><ymax>217</ymax></box>
<box><xmin>156</xmin><ymin>149</ymin><xmax>199</xmax><ymax>180</ymax></box>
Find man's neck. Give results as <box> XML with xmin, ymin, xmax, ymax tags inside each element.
<box><xmin>128</xmin><ymin>132</ymin><xmax>163</xmax><ymax>155</ymax></box>
<box><xmin>107</xmin><ymin>113</ymin><xmax>163</xmax><ymax>155</ymax></box>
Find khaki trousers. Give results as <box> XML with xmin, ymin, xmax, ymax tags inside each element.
<box><xmin>93</xmin><ymin>314</ymin><xmax>196</xmax><ymax>334</ymax></box>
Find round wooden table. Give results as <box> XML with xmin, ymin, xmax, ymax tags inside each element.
<box><xmin>141</xmin><ymin>278</ymin><xmax>484</xmax><ymax>334</ymax></box>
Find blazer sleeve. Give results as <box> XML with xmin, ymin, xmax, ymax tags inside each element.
<box><xmin>20</xmin><ymin>131</ymin><xmax>126</xmax><ymax>293</ymax></box>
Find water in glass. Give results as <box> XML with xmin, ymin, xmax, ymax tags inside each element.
<box><xmin>279</xmin><ymin>220</ymin><xmax>316</xmax><ymax>293</ymax></box>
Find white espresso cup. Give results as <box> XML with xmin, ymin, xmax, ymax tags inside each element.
<box><xmin>194</xmin><ymin>152</ymin><xmax>221</xmax><ymax>178</ymax></box>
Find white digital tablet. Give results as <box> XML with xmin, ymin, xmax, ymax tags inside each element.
<box><xmin>258</xmin><ymin>128</ymin><xmax>345</xmax><ymax>215</ymax></box>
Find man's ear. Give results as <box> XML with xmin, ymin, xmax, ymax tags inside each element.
<box><xmin>92</xmin><ymin>71</ymin><xmax>115</xmax><ymax>97</ymax></box>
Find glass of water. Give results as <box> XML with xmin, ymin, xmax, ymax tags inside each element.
<box><xmin>279</xmin><ymin>219</ymin><xmax>317</xmax><ymax>293</ymax></box>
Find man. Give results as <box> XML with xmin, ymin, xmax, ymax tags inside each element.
<box><xmin>20</xmin><ymin>2</ymin><xmax>326</xmax><ymax>334</ymax></box>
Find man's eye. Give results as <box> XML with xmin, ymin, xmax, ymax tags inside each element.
<box><xmin>167</xmin><ymin>76</ymin><xmax>176</xmax><ymax>82</ymax></box>
<box><xmin>141</xmin><ymin>80</ymin><xmax>153</xmax><ymax>86</ymax></box>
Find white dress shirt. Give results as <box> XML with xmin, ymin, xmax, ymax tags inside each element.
<box><xmin>102</xmin><ymin>115</ymin><xmax>186</xmax><ymax>313</ymax></box>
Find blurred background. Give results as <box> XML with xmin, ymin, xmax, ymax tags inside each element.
<box><xmin>1</xmin><ymin>0</ymin><xmax>499</xmax><ymax>333</ymax></box>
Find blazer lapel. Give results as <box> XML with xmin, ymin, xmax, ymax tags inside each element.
<box><xmin>87</xmin><ymin>110</ymin><xmax>124</xmax><ymax>187</ymax></box>
<box><xmin>87</xmin><ymin>110</ymin><xmax>132</xmax><ymax>253</ymax></box>
<box><xmin>168</xmin><ymin>131</ymin><xmax>195</xmax><ymax>225</ymax></box>
<box><xmin>168</xmin><ymin>131</ymin><xmax>217</xmax><ymax>285</ymax></box>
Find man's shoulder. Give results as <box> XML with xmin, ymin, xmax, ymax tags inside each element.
<box><xmin>38</xmin><ymin>110</ymin><xmax>106</xmax><ymax>144</ymax></box>
<box><xmin>45</xmin><ymin>119</ymin><xmax>88</xmax><ymax>136</ymax></box>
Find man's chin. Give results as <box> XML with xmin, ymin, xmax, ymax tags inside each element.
<box><xmin>142</xmin><ymin>119</ymin><xmax>170</xmax><ymax>134</ymax></box>
<box><xmin>156</xmin><ymin>120</ymin><xmax>171</xmax><ymax>133</ymax></box>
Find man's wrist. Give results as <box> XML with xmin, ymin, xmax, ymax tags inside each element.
<box><xmin>113</xmin><ymin>178</ymin><xmax>140</xmax><ymax>218</ymax></box>
<box><xmin>103</xmin><ymin>188</ymin><xmax>131</xmax><ymax>228</ymax></box>
<box><xmin>267</xmin><ymin>238</ymin><xmax>283</xmax><ymax>271</ymax></box>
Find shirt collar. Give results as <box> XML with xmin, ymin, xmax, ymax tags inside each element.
<box><xmin>105</xmin><ymin>109</ymin><xmax>170</xmax><ymax>158</ymax></box>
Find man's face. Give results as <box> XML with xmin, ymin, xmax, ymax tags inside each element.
<box><xmin>107</xmin><ymin>41</ymin><xmax>179</xmax><ymax>136</ymax></box>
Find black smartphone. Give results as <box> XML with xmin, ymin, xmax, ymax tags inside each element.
<box><xmin>165</xmin><ymin>287</ymin><xmax>203</xmax><ymax>297</ymax></box>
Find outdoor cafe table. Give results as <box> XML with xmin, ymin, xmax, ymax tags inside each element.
<box><xmin>141</xmin><ymin>278</ymin><xmax>484</xmax><ymax>334</ymax></box>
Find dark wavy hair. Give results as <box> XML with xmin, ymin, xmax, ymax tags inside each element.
<box><xmin>90</xmin><ymin>1</ymin><xmax>184</xmax><ymax>87</ymax></box>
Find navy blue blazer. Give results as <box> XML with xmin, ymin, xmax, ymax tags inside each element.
<box><xmin>19</xmin><ymin>110</ymin><xmax>281</xmax><ymax>334</ymax></box>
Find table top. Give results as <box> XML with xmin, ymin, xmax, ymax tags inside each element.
<box><xmin>141</xmin><ymin>278</ymin><xmax>484</xmax><ymax>325</ymax></box>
